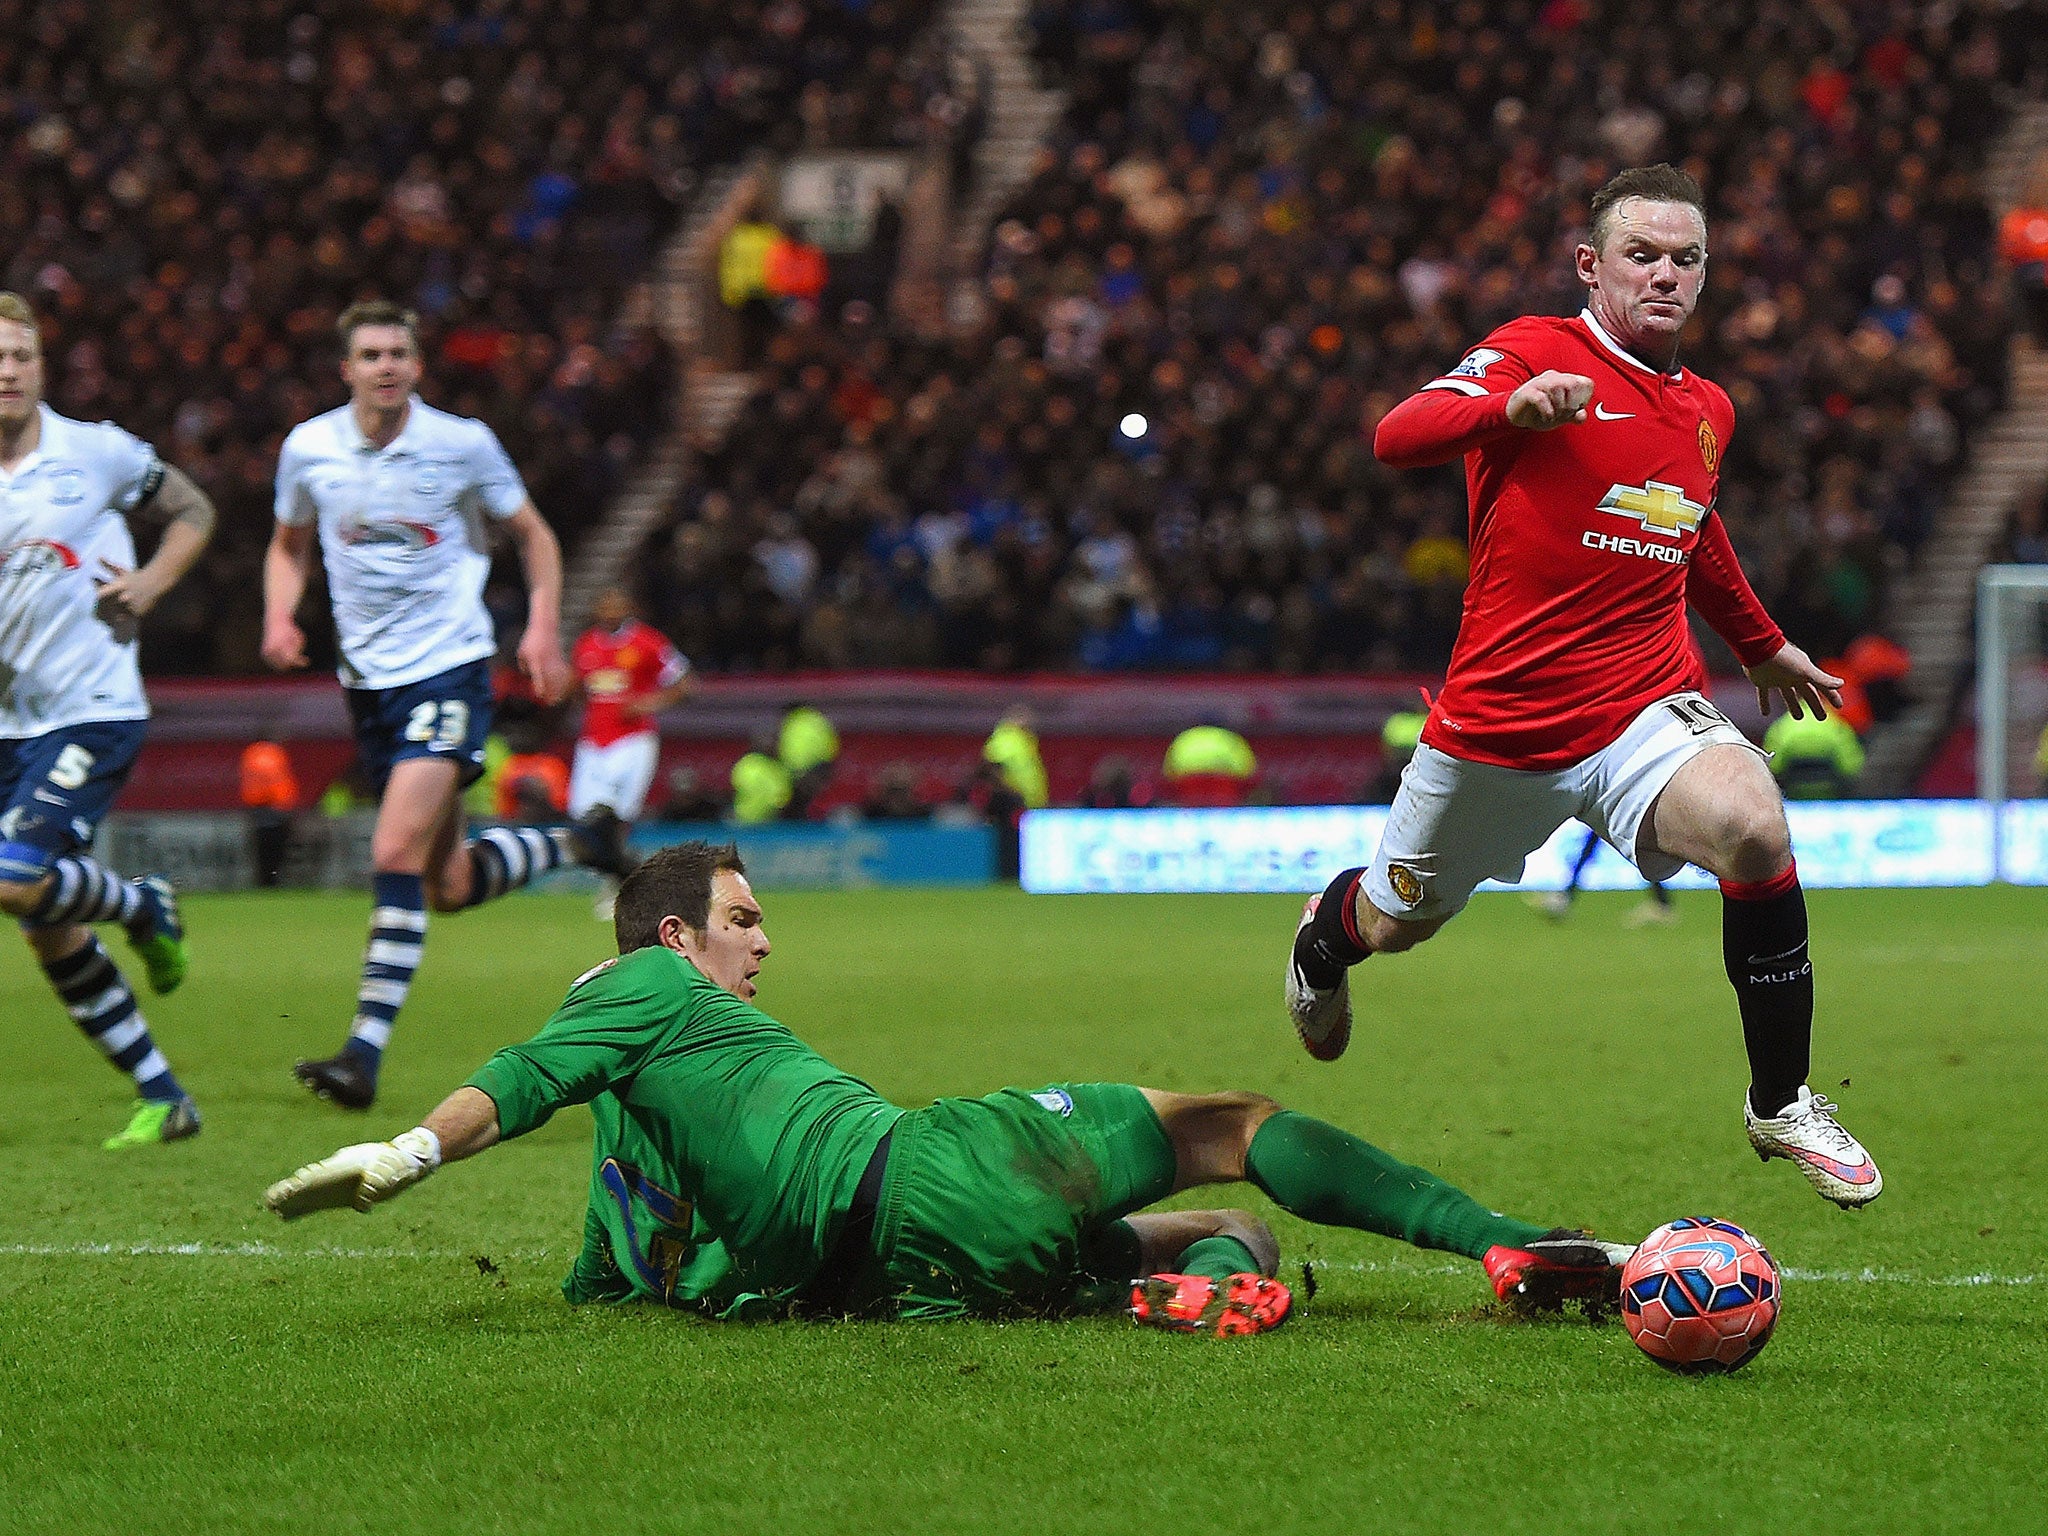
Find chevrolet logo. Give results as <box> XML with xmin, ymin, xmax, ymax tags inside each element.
<box><xmin>1595</xmin><ymin>480</ymin><xmax>1706</xmax><ymax>539</ymax></box>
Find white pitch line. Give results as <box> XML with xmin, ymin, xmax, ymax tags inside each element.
<box><xmin>3</xmin><ymin>1245</ymin><xmax>2037</xmax><ymax>1288</ymax></box>
<box><xmin>0</xmin><ymin>1242</ymin><xmax>554</xmax><ymax>1260</ymax></box>
<box><xmin>1328</xmin><ymin>1258</ymin><xmax>2042</xmax><ymax>1288</ymax></box>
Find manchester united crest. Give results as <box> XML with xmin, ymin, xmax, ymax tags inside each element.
<box><xmin>1698</xmin><ymin>419</ymin><xmax>1720</xmax><ymax>474</ymax></box>
<box><xmin>1386</xmin><ymin>863</ymin><xmax>1425</xmax><ymax>908</ymax></box>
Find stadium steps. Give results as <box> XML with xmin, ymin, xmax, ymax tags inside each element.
<box><xmin>560</xmin><ymin>158</ymin><xmax>770</xmax><ymax>634</ymax></box>
<box><xmin>1862</xmin><ymin>99</ymin><xmax>2048</xmax><ymax>795</ymax></box>
<box><xmin>944</xmin><ymin>0</ymin><xmax>1067</xmax><ymax>295</ymax></box>
<box><xmin>686</xmin><ymin>372</ymin><xmax>760</xmax><ymax>448</ymax></box>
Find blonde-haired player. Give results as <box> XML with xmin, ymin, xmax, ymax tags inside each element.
<box><xmin>0</xmin><ymin>292</ymin><xmax>216</xmax><ymax>1147</ymax></box>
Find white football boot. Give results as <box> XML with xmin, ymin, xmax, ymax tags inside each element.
<box><xmin>1744</xmin><ymin>1086</ymin><xmax>1883</xmax><ymax>1207</ymax></box>
<box><xmin>1285</xmin><ymin>895</ymin><xmax>1353</xmax><ymax>1062</ymax></box>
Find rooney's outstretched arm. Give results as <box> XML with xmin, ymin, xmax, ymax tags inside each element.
<box><xmin>1372</xmin><ymin>386</ymin><xmax>1516</xmax><ymax>468</ymax></box>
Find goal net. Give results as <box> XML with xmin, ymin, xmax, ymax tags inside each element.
<box><xmin>1977</xmin><ymin>565</ymin><xmax>2048</xmax><ymax>802</ymax></box>
<box><xmin>1977</xmin><ymin>565</ymin><xmax>2048</xmax><ymax>881</ymax></box>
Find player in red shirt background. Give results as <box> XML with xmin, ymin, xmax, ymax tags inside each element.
<box><xmin>1285</xmin><ymin>165</ymin><xmax>1882</xmax><ymax>1209</ymax></box>
<box><xmin>569</xmin><ymin>586</ymin><xmax>693</xmax><ymax>850</ymax></box>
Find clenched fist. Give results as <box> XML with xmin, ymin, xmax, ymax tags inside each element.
<box><xmin>1506</xmin><ymin>371</ymin><xmax>1595</xmax><ymax>430</ymax></box>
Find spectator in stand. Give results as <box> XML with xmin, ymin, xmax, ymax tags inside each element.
<box><xmin>2000</xmin><ymin>158</ymin><xmax>2048</xmax><ymax>345</ymax></box>
<box><xmin>720</xmin><ymin>208</ymin><xmax>791</xmax><ymax>368</ymax></box>
<box><xmin>1162</xmin><ymin>722</ymin><xmax>1258</xmax><ymax>807</ymax></box>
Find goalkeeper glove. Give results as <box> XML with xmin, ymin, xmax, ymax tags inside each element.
<box><xmin>264</xmin><ymin>1127</ymin><xmax>442</xmax><ymax>1219</ymax></box>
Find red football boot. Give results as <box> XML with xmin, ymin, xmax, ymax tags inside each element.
<box><xmin>1483</xmin><ymin>1229</ymin><xmax>1634</xmax><ymax>1314</ymax></box>
<box><xmin>1130</xmin><ymin>1272</ymin><xmax>1294</xmax><ymax>1337</ymax></box>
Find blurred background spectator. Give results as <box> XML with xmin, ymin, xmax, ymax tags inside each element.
<box><xmin>2000</xmin><ymin>154</ymin><xmax>2048</xmax><ymax>344</ymax></box>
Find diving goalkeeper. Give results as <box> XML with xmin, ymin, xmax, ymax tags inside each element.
<box><xmin>265</xmin><ymin>841</ymin><xmax>1628</xmax><ymax>1334</ymax></box>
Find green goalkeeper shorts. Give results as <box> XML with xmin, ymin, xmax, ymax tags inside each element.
<box><xmin>849</xmin><ymin>1083</ymin><xmax>1177</xmax><ymax>1320</ymax></box>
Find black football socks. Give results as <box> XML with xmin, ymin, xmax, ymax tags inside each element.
<box><xmin>1294</xmin><ymin>866</ymin><xmax>1371</xmax><ymax>991</ymax></box>
<box><xmin>1720</xmin><ymin>862</ymin><xmax>1812</xmax><ymax>1119</ymax></box>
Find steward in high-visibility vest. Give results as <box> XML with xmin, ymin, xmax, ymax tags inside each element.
<box><xmin>1163</xmin><ymin>724</ymin><xmax>1257</xmax><ymax>807</ymax></box>
<box><xmin>731</xmin><ymin>750</ymin><xmax>794</xmax><ymax>824</ymax></box>
<box><xmin>1763</xmin><ymin>707</ymin><xmax>1864</xmax><ymax>801</ymax></box>
<box><xmin>983</xmin><ymin>715</ymin><xmax>1049</xmax><ymax>810</ymax></box>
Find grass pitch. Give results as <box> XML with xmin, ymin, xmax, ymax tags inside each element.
<box><xmin>3</xmin><ymin>885</ymin><xmax>2045</xmax><ymax>1534</ymax></box>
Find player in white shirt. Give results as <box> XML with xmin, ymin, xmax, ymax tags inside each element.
<box><xmin>0</xmin><ymin>292</ymin><xmax>215</xmax><ymax>1149</ymax></box>
<box><xmin>263</xmin><ymin>301</ymin><xmax>633</xmax><ymax>1110</ymax></box>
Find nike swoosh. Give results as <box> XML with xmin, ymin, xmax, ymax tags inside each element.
<box><xmin>1592</xmin><ymin>403</ymin><xmax>1635</xmax><ymax>420</ymax></box>
<box><xmin>1745</xmin><ymin>943</ymin><xmax>1809</xmax><ymax>966</ymax></box>
<box><xmin>1783</xmin><ymin>1146</ymin><xmax>1877</xmax><ymax>1184</ymax></box>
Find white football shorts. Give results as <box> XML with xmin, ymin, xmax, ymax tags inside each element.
<box><xmin>568</xmin><ymin>732</ymin><xmax>662</xmax><ymax>821</ymax></box>
<box><xmin>1364</xmin><ymin>691</ymin><xmax>1765</xmax><ymax>921</ymax></box>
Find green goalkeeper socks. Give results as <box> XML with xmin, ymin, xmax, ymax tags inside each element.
<box><xmin>1244</xmin><ymin>1111</ymin><xmax>1549</xmax><ymax>1261</ymax></box>
<box><xmin>1174</xmin><ymin>1235</ymin><xmax>1262</xmax><ymax>1286</ymax></box>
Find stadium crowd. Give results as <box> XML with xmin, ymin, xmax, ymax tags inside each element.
<box><xmin>1</xmin><ymin>0</ymin><xmax>948</xmax><ymax>673</ymax></box>
<box><xmin>641</xmin><ymin>0</ymin><xmax>2029</xmax><ymax>675</ymax></box>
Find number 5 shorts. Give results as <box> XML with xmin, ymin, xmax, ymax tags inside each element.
<box><xmin>1364</xmin><ymin>691</ymin><xmax>1768</xmax><ymax>922</ymax></box>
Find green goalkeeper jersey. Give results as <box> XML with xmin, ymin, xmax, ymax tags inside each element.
<box><xmin>465</xmin><ymin>945</ymin><xmax>902</xmax><ymax>1313</ymax></box>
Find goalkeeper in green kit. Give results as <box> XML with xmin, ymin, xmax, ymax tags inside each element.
<box><xmin>265</xmin><ymin>841</ymin><xmax>1629</xmax><ymax>1335</ymax></box>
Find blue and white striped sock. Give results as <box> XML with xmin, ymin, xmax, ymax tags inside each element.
<box><xmin>459</xmin><ymin>826</ymin><xmax>568</xmax><ymax>909</ymax></box>
<box><xmin>43</xmin><ymin>936</ymin><xmax>183</xmax><ymax>1101</ymax></box>
<box><xmin>345</xmin><ymin>872</ymin><xmax>427</xmax><ymax>1071</ymax></box>
<box><xmin>28</xmin><ymin>856</ymin><xmax>150</xmax><ymax>929</ymax></box>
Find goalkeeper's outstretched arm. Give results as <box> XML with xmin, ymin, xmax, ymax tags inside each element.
<box><xmin>263</xmin><ymin>1086</ymin><xmax>502</xmax><ymax>1219</ymax></box>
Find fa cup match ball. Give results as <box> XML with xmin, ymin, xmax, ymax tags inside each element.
<box><xmin>1620</xmin><ymin>1218</ymin><xmax>1781</xmax><ymax>1374</ymax></box>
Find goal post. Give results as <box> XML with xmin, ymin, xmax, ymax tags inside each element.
<box><xmin>1976</xmin><ymin>564</ymin><xmax>2048</xmax><ymax>809</ymax></box>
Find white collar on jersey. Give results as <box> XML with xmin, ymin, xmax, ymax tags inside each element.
<box><xmin>0</xmin><ymin>403</ymin><xmax>71</xmax><ymax>477</ymax></box>
<box><xmin>343</xmin><ymin>395</ymin><xmax>425</xmax><ymax>455</ymax></box>
<box><xmin>1578</xmin><ymin>308</ymin><xmax>1686</xmax><ymax>380</ymax></box>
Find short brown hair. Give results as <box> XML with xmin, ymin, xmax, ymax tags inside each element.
<box><xmin>0</xmin><ymin>291</ymin><xmax>40</xmax><ymax>338</ymax></box>
<box><xmin>336</xmin><ymin>299</ymin><xmax>420</xmax><ymax>352</ymax></box>
<box><xmin>1588</xmin><ymin>164</ymin><xmax>1707</xmax><ymax>253</ymax></box>
<box><xmin>614</xmin><ymin>841</ymin><xmax>747</xmax><ymax>953</ymax></box>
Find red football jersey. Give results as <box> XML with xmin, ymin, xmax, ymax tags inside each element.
<box><xmin>573</xmin><ymin>619</ymin><xmax>688</xmax><ymax>748</ymax></box>
<box><xmin>1374</xmin><ymin>309</ymin><xmax>1784</xmax><ymax>770</ymax></box>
